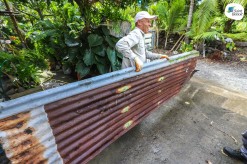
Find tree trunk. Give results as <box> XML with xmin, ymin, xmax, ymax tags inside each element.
<box><xmin>30</xmin><ymin>0</ymin><xmax>44</xmax><ymax>20</ymax></box>
<box><xmin>164</xmin><ymin>31</ymin><xmax>169</xmax><ymax>50</ymax></box>
<box><xmin>74</xmin><ymin>0</ymin><xmax>91</xmax><ymax>33</ymax></box>
<box><xmin>185</xmin><ymin>0</ymin><xmax>194</xmax><ymax>44</ymax></box>
<box><xmin>36</xmin><ymin>8</ymin><xmax>44</xmax><ymax>20</ymax></box>
<box><xmin>3</xmin><ymin>0</ymin><xmax>27</xmax><ymax>48</ymax></box>
<box><xmin>224</xmin><ymin>20</ymin><xmax>234</xmax><ymax>33</ymax></box>
<box><xmin>202</xmin><ymin>39</ymin><xmax>205</xmax><ymax>58</ymax></box>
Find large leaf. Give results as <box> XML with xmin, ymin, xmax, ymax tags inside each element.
<box><xmin>76</xmin><ymin>62</ymin><xmax>90</xmax><ymax>78</ymax></box>
<box><xmin>95</xmin><ymin>55</ymin><xmax>107</xmax><ymax>64</ymax></box>
<box><xmin>105</xmin><ymin>36</ymin><xmax>116</xmax><ymax>48</ymax></box>
<box><xmin>116</xmin><ymin>51</ymin><xmax>123</xmax><ymax>59</ymax></box>
<box><xmin>88</xmin><ymin>34</ymin><xmax>103</xmax><ymax>47</ymax></box>
<box><xmin>102</xmin><ymin>26</ymin><xmax>110</xmax><ymax>36</ymax></box>
<box><xmin>65</xmin><ymin>34</ymin><xmax>80</xmax><ymax>47</ymax></box>
<box><xmin>83</xmin><ymin>49</ymin><xmax>94</xmax><ymax>66</ymax></box>
<box><xmin>111</xmin><ymin>59</ymin><xmax>121</xmax><ymax>71</ymax></box>
<box><xmin>97</xmin><ymin>63</ymin><xmax>109</xmax><ymax>74</ymax></box>
<box><xmin>106</xmin><ymin>47</ymin><xmax>117</xmax><ymax>65</ymax></box>
<box><xmin>67</xmin><ymin>47</ymin><xmax>79</xmax><ymax>62</ymax></box>
<box><xmin>92</xmin><ymin>45</ymin><xmax>105</xmax><ymax>56</ymax></box>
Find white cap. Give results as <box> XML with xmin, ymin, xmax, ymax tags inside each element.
<box><xmin>134</xmin><ymin>11</ymin><xmax>157</xmax><ymax>23</ymax></box>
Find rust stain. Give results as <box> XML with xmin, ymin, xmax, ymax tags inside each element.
<box><xmin>0</xmin><ymin>112</ymin><xmax>48</xmax><ymax>164</ymax></box>
<box><xmin>0</xmin><ymin>112</ymin><xmax>29</xmax><ymax>131</ymax></box>
<box><xmin>116</xmin><ymin>85</ymin><xmax>131</xmax><ymax>93</ymax></box>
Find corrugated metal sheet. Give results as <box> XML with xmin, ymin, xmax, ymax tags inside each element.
<box><xmin>0</xmin><ymin>51</ymin><xmax>199</xmax><ymax>164</ymax></box>
<box><xmin>0</xmin><ymin>106</ymin><xmax>63</xmax><ymax>163</ymax></box>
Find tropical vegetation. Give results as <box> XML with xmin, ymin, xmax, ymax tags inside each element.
<box><xmin>0</xmin><ymin>0</ymin><xmax>246</xmax><ymax>99</ymax></box>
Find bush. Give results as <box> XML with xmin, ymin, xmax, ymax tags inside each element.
<box><xmin>0</xmin><ymin>50</ymin><xmax>48</xmax><ymax>88</ymax></box>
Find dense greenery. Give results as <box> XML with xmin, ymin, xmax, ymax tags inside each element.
<box><xmin>0</xmin><ymin>0</ymin><xmax>246</xmax><ymax>94</ymax></box>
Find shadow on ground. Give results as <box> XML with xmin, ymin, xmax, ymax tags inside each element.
<box><xmin>89</xmin><ymin>77</ymin><xmax>247</xmax><ymax>164</ymax></box>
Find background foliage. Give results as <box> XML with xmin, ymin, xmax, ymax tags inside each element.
<box><xmin>0</xmin><ymin>0</ymin><xmax>247</xmax><ymax>94</ymax></box>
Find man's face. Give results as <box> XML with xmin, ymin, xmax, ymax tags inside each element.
<box><xmin>138</xmin><ymin>18</ymin><xmax>151</xmax><ymax>34</ymax></box>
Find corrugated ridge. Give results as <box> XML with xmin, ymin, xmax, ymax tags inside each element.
<box><xmin>48</xmin><ymin>62</ymin><xmax>190</xmax><ymax>141</ymax></box>
<box><xmin>46</xmin><ymin>60</ymin><xmax>193</xmax><ymax>127</ymax></box>
<box><xmin>51</xmin><ymin>64</ymin><xmax>190</xmax><ymax>137</ymax></box>
<box><xmin>84</xmin><ymin>89</ymin><xmax>179</xmax><ymax>164</ymax></box>
<box><xmin>59</xmin><ymin>74</ymin><xmax>187</xmax><ymax>158</ymax></box>
<box><xmin>43</xmin><ymin>59</ymin><xmax>195</xmax><ymax>163</ymax></box>
<box><xmin>46</xmin><ymin>60</ymin><xmax>185</xmax><ymax>114</ymax></box>
<box><xmin>0</xmin><ymin>106</ymin><xmax>63</xmax><ymax>164</ymax></box>
<box><xmin>72</xmin><ymin>85</ymin><xmax>182</xmax><ymax>164</ymax></box>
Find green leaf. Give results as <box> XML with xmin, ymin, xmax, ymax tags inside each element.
<box><xmin>67</xmin><ymin>47</ymin><xmax>79</xmax><ymax>62</ymax></box>
<box><xmin>111</xmin><ymin>62</ymin><xmax>121</xmax><ymax>71</ymax></box>
<box><xmin>76</xmin><ymin>62</ymin><xmax>90</xmax><ymax>78</ymax></box>
<box><xmin>92</xmin><ymin>45</ymin><xmax>105</xmax><ymax>56</ymax></box>
<box><xmin>65</xmin><ymin>34</ymin><xmax>80</xmax><ymax>47</ymax></box>
<box><xmin>105</xmin><ymin>36</ymin><xmax>116</xmax><ymax>48</ymax></box>
<box><xmin>88</xmin><ymin>34</ymin><xmax>103</xmax><ymax>47</ymax></box>
<box><xmin>95</xmin><ymin>55</ymin><xmax>107</xmax><ymax>64</ymax></box>
<box><xmin>116</xmin><ymin>51</ymin><xmax>123</xmax><ymax>59</ymax></box>
<box><xmin>106</xmin><ymin>47</ymin><xmax>116</xmax><ymax>65</ymax></box>
<box><xmin>97</xmin><ymin>63</ymin><xmax>109</xmax><ymax>74</ymax></box>
<box><xmin>102</xmin><ymin>26</ymin><xmax>110</xmax><ymax>36</ymax></box>
<box><xmin>83</xmin><ymin>49</ymin><xmax>94</xmax><ymax>66</ymax></box>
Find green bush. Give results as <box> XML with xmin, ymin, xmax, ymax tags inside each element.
<box><xmin>67</xmin><ymin>26</ymin><xmax>122</xmax><ymax>79</ymax></box>
<box><xmin>0</xmin><ymin>50</ymin><xmax>48</xmax><ymax>88</ymax></box>
<box><xmin>180</xmin><ymin>41</ymin><xmax>194</xmax><ymax>52</ymax></box>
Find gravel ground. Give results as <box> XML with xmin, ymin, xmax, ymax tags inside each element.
<box><xmin>194</xmin><ymin>58</ymin><xmax>247</xmax><ymax>94</ymax></box>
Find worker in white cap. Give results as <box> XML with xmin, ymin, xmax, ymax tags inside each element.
<box><xmin>115</xmin><ymin>11</ymin><xmax>169</xmax><ymax>72</ymax></box>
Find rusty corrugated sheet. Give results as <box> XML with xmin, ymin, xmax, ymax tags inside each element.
<box><xmin>0</xmin><ymin>106</ymin><xmax>63</xmax><ymax>163</ymax></box>
<box><xmin>0</xmin><ymin>51</ymin><xmax>199</xmax><ymax>164</ymax></box>
<box><xmin>45</xmin><ymin>58</ymin><xmax>197</xmax><ymax>164</ymax></box>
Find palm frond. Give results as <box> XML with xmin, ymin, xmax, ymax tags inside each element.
<box><xmin>191</xmin><ymin>0</ymin><xmax>219</xmax><ymax>36</ymax></box>
<box><xmin>167</xmin><ymin>0</ymin><xmax>186</xmax><ymax>32</ymax></box>
<box><xmin>223</xmin><ymin>33</ymin><xmax>247</xmax><ymax>41</ymax></box>
<box><xmin>223</xmin><ymin>0</ymin><xmax>247</xmax><ymax>7</ymax></box>
<box><xmin>153</xmin><ymin>0</ymin><xmax>169</xmax><ymax>29</ymax></box>
<box><xmin>193</xmin><ymin>31</ymin><xmax>224</xmax><ymax>41</ymax></box>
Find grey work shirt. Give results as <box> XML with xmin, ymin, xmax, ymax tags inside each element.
<box><xmin>115</xmin><ymin>27</ymin><xmax>162</xmax><ymax>69</ymax></box>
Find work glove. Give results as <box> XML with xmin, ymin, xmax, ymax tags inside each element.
<box><xmin>160</xmin><ymin>55</ymin><xmax>170</xmax><ymax>60</ymax></box>
<box><xmin>134</xmin><ymin>57</ymin><xmax>143</xmax><ymax>72</ymax></box>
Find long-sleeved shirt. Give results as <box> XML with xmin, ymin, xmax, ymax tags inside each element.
<box><xmin>115</xmin><ymin>27</ymin><xmax>161</xmax><ymax>69</ymax></box>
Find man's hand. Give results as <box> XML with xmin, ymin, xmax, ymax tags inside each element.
<box><xmin>160</xmin><ymin>55</ymin><xmax>170</xmax><ymax>60</ymax></box>
<box><xmin>134</xmin><ymin>57</ymin><xmax>143</xmax><ymax>72</ymax></box>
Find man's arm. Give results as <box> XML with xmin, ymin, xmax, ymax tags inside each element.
<box><xmin>115</xmin><ymin>30</ymin><xmax>144</xmax><ymax>72</ymax></box>
<box><xmin>146</xmin><ymin>50</ymin><xmax>169</xmax><ymax>60</ymax></box>
<box><xmin>146</xmin><ymin>50</ymin><xmax>162</xmax><ymax>60</ymax></box>
<box><xmin>115</xmin><ymin>31</ymin><xmax>139</xmax><ymax>60</ymax></box>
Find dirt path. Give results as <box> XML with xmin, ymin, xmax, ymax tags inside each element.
<box><xmin>89</xmin><ymin>59</ymin><xmax>247</xmax><ymax>164</ymax></box>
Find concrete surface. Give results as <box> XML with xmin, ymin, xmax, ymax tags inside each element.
<box><xmin>89</xmin><ymin>59</ymin><xmax>247</xmax><ymax>164</ymax></box>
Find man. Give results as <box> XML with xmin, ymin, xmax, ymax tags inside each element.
<box><xmin>115</xmin><ymin>11</ymin><xmax>169</xmax><ymax>72</ymax></box>
<box><xmin>223</xmin><ymin>130</ymin><xmax>247</xmax><ymax>162</ymax></box>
